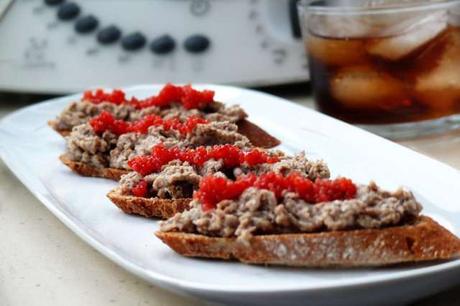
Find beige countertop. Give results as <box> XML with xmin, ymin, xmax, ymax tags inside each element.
<box><xmin>1</xmin><ymin>89</ymin><xmax>459</xmax><ymax>306</ymax></box>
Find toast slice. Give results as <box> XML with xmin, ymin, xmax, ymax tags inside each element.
<box><xmin>156</xmin><ymin>216</ymin><xmax>460</xmax><ymax>267</ymax></box>
<box><xmin>48</xmin><ymin>120</ymin><xmax>70</xmax><ymax>137</ymax></box>
<box><xmin>236</xmin><ymin>119</ymin><xmax>280</xmax><ymax>148</ymax></box>
<box><xmin>107</xmin><ymin>188</ymin><xmax>191</xmax><ymax>219</ymax></box>
<box><xmin>59</xmin><ymin>155</ymin><xmax>128</xmax><ymax>181</ymax></box>
<box><xmin>49</xmin><ymin>119</ymin><xmax>280</xmax><ymax>148</ymax></box>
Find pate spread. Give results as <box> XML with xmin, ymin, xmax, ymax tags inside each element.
<box><xmin>51</xmin><ymin>84</ymin><xmax>247</xmax><ymax>131</ymax></box>
<box><xmin>119</xmin><ymin>146</ymin><xmax>330</xmax><ymax>200</ymax></box>
<box><xmin>159</xmin><ymin>174</ymin><xmax>422</xmax><ymax>243</ymax></box>
<box><xmin>66</xmin><ymin>117</ymin><xmax>252</xmax><ymax>170</ymax></box>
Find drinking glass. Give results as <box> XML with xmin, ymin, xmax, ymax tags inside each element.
<box><xmin>298</xmin><ymin>0</ymin><xmax>460</xmax><ymax>139</ymax></box>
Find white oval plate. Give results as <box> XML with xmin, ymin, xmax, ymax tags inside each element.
<box><xmin>1</xmin><ymin>85</ymin><xmax>460</xmax><ymax>306</ymax></box>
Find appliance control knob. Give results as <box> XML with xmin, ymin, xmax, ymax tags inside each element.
<box><xmin>57</xmin><ymin>2</ymin><xmax>80</xmax><ymax>21</ymax></box>
<box><xmin>121</xmin><ymin>32</ymin><xmax>146</xmax><ymax>51</ymax></box>
<box><xmin>150</xmin><ymin>35</ymin><xmax>176</xmax><ymax>55</ymax></box>
<box><xmin>75</xmin><ymin>15</ymin><xmax>99</xmax><ymax>34</ymax></box>
<box><xmin>97</xmin><ymin>25</ymin><xmax>122</xmax><ymax>45</ymax></box>
<box><xmin>44</xmin><ymin>0</ymin><xmax>64</xmax><ymax>6</ymax></box>
<box><xmin>184</xmin><ymin>35</ymin><xmax>210</xmax><ymax>53</ymax></box>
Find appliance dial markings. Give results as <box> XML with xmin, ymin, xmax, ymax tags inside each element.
<box><xmin>249</xmin><ymin>0</ymin><xmax>290</xmax><ymax>65</ymax></box>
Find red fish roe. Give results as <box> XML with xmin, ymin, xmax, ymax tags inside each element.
<box><xmin>127</xmin><ymin>144</ymin><xmax>279</xmax><ymax>176</ymax></box>
<box><xmin>195</xmin><ymin>173</ymin><xmax>357</xmax><ymax>211</ymax></box>
<box><xmin>151</xmin><ymin>83</ymin><xmax>184</xmax><ymax>107</ymax></box>
<box><xmin>245</xmin><ymin>149</ymin><xmax>279</xmax><ymax>166</ymax></box>
<box><xmin>195</xmin><ymin>175</ymin><xmax>257</xmax><ymax>211</ymax></box>
<box><xmin>138</xmin><ymin>83</ymin><xmax>184</xmax><ymax>108</ymax></box>
<box><xmin>128</xmin><ymin>115</ymin><xmax>165</xmax><ymax>134</ymax></box>
<box><xmin>181</xmin><ymin>85</ymin><xmax>215</xmax><ymax>109</ymax></box>
<box><xmin>89</xmin><ymin>111</ymin><xmax>208</xmax><ymax>136</ymax></box>
<box><xmin>89</xmin><ymin>111</ymin><xmax>129</xmax><ymax>135</ymax></box>
<box><xmin>128</xmin><ymin>155</ymin><xmax>162</xmax><ymax>177</ymax></box>
<box><xmin>83</xmin><ymin>84</ymin><xmax>215</xmax><ymax>110</ymax></box>
<box><xmin>83</xmin><ymin>89</ymin><xmax>126</xmax><ymax>104</ymax></box>
<box><xmin>127</xmin><ymin>97</ymin><xmax>144</xmax><ymax>110</ymax></box>
<box><xmin>131</xmin><ymin>180</ymin><xmax>148</xmax><ymax>197</ymax></box>
<box><xmin>162</xmin><ymin>116</ymin><xmax>208</xmax><ymax>135</ymax></box>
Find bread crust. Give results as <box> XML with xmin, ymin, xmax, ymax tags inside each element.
<box><xmin>155</xmin><ymin>216</ymin><xmax>460</xmax><ymax>267</ymax></box>
<box><xmin>107</xmin><ymin>188</ymin><xmax>192</xmax><ymax>219</ymax></box>
<box><xmin>59</xmin><ymin>154</ymin><xmax>128</xmax><ymax>181</ymax></box>
<box><xmin>236</xmin><ymin>119</ymin><xmax>280</xmax><ymax>149</ymax></box>
<box><xmin>48</xmin><ymin>120</ymin><xmax>70</xmax><ymax>137</ymax></box>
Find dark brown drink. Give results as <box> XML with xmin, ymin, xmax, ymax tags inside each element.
<box><xmin>306</xmin><ymin>21</ymin><xmax>460</xmax><ymax>124</ymax></box>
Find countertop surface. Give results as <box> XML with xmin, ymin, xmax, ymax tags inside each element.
<box><xmin>1</xmin><ymin>87</ymin><xmax>460</xmax><ymax>306</ymax></box>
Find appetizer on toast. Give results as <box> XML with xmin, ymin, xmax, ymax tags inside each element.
<box><xmin>156</xmin><ymin>173</ymin><xmax>460</xmax><ymax>267</ymax></box>
<box><xmin>108</xmin><ymin>144</ymin><xmax>329</xmax><ymax>219</ymax></box>
<box><xmin>61</xmin><ymin>111</ymin><xmax>254</xmax><ymax>180</ymax></box>
<box><xmin>49</xmin><ymin>84</ymin><xmax>279</xmax><ymax>148</ymax></box>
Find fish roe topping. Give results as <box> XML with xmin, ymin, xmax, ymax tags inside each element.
<box><xmin>180</xmin><ymin>84</ymin><xmax>215</xmax><ymax>110</ymax></box>
<box><xmin>195</xmin><ymin>173</ymin><xmax>357</xmax><ymax>211</ymax></box>
<box><xmin>89</xmin><ymin>111</ymin><xmax>208</xmax><ymax>136</ymax></box>
<box><xmin>83</xmin><ymin>84</ymin><xmax>215</xmax><ymax>110</ymax></box>
<box><xmin>83</xmin><ymin>89</ymin><xmax>126</xmax><ymax>105</ymax></box>
<box><xmin>131</xmin><ymin>179</ymin><xmax>149</xmax><ymax>198</ymax></box>
<box><xmin>127</xmin><ymin>144</ymin><xmax>280</xmax><ymax>176</ymax></box>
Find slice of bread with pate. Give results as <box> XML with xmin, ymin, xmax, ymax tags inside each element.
<box><xmin>156</xmin><ymin>216</ymin><xmax>460</xmax><ymax>267</ymax></box>
<box><xmin>51</xmin><ymin>119</ymin><xmax>279</xmax><ymax>149</ymax></box>
<box><xmin>155</xmin><ymin>173</ymin><xmax>460</xmax><ymax>267</ymax></box>
<box><xmin>49</xmin><ymin>84</ymin><xmax>279</xmax><ymax>148</ymax></box>
<box><xmin>59</xmin><ymin>110</ymin><xmax>267</xmax><ymax>180</ymax></box>
<box><xmin>107</xmin><ymin>146</ymin><xmax>330</xmax><ymax>219</ymax></box>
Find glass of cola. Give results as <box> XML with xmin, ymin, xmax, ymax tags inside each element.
<box><xmin>298</xmin><ymin>0</ymin><xmax>460</xmax><ymax>139</ymax></box>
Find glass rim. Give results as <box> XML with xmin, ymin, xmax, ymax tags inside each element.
<box><xmin>298</xmin><ymin>0</ymin><xmax>460</xmax><ymax>16</ymax></box>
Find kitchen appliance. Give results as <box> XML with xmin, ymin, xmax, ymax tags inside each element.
<box><xmin>0</xmin><ymin>0</ymin><xmax>307</xmax><ymax>93</ymax></box>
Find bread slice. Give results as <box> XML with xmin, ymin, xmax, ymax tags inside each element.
<box><xmin>107</xmin><ymin>188</ymin><xmax>191</xmax><ymax>219</ymax></box>
<box><xmin>155</xmin><ymin>216</ymin><xmax>460</xmax><ymax>267</ymax></box>
<box><xmin>237</xmin><ymin>119</ymin><xmax>280</xmax><ymax>149</ymax></box>
<box><xmin>59</xmin><ymin>154</ymin><xmax>128</xmax><ymax>181</ymax></box>
<box><xmin>55</xmin><ymin>118</ymin><xmax>280</xmax><ymax>181</ymax></box>
<box><xmin>49</xmin><ymin>119</ymin><xmax>280</xmax><ymax>148</ymax></box>
<box><xmin>48</xmin><ymin>120</ymin><xmax>70</xmax><ymax>137</ymax></box>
